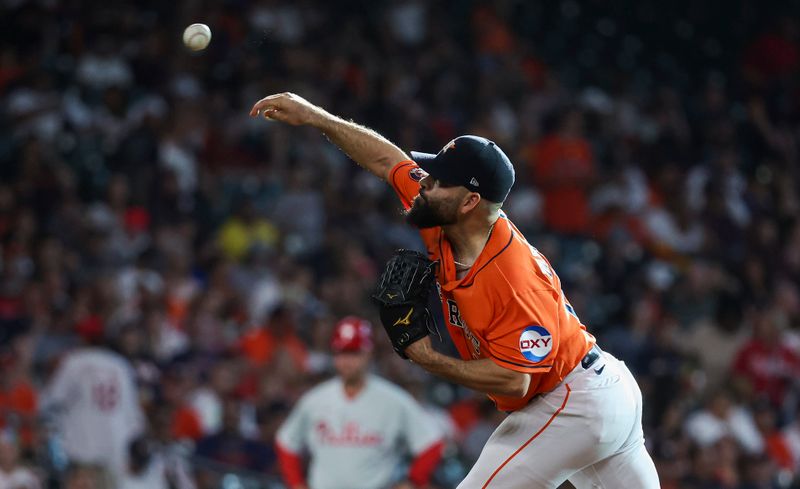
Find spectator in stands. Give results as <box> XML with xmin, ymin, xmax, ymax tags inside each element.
<box><xmin>195</xmin><ymin>396</ymin><xmax>271</xmax><ymax>472</ymax></box>
<box><xmin>733</xmin><ymin>306</ymin><xmax>800</xmax><ymax>408</ymax></box>
<box><xmin>0</xmin><ymin>430</ymin><xmax>41</xmax><ymax>489</ymax></box>
<box><xmin>0</xmin><ymin>350</ymin><xmax>37</xmax><ymax>452</ymax></box>
<box><xmin>684</xmin><ymin>389</ymin><xmax>763</xmax><ymax>456</ymax></box>
<box><xmin>239</xmin><ymin>304</ymin><xmax>308</xmax><ymax>372</ymax></box>
<box><xmin>532</xmin><ymin>108</ymin><xmax>596</xmax><ymax>236</ymax></box>
<box><xmin>217</xmin><ymin>198</ymin><xmax>279</xmax><ymax>263</ymax></box>
<box><xmin>160</xmin><ymin>369</ymin><xmax>203</xmax><ymax>443</ymax></box>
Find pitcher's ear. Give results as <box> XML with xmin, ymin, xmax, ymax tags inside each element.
<box><xmin>460</xmin><ymin>192</ymin><xmax>482</xmax><ymax>214</ymax></box>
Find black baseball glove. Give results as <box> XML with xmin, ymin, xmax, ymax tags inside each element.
<box><xmin>372</xmin><ymin>250</ymin><xmax>438</xmax><ymax>358</ymax></box>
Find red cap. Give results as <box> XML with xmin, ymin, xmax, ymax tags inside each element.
<box><xmin>331</xmin><ymin>316</ymin><xmax>373</xmax><ymax>353</ymax></box>
<box><xmin>124</xmin><ymin>207</ymin><xmax>150</xmax><ymax>234</ymax></box>
<box><xmin>76</xmin><ymin>314</ymin><xmax>104</xmax><ymax>343</ymax></box>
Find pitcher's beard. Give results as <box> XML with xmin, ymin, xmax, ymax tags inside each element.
<box><xmin>405</xmin><ymin>195</ymin><xmax>456</xmax><ymax>228</ymax></box>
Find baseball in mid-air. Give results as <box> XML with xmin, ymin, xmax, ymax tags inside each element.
<box><xmin>183</xmin><ymin>23</ymin><xmax>212</xmax><ymax>51</ymax></box>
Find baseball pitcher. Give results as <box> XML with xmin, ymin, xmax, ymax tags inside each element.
<box><xmin>251</xmin><ymin>93</ymin><xmax>659</xmax><ymax>488</ymax></box>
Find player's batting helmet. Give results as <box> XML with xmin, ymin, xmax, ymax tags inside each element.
<box><xmin>331</xmin><ymin>316</ymin><xmax>374</xmax><ymax>353</ymax></box>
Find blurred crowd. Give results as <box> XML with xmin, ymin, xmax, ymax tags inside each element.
<box><xmin>1</xmin><ymin>0</ymin><xmax>800</xmax><ymax>488</ymax></box>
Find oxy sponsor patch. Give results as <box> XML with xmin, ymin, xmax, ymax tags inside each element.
<box><xmin>519</xmin><ymin>325</ymin><xmax>553</xmax><ymax>362</ymax></box>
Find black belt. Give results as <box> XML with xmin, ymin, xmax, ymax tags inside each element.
<box><xmin>580</xmin><ymin>344</ymin><xmax>603</xmax><ymax>369</ymax></box>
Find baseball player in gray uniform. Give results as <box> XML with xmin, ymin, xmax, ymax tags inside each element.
<box><xmin>41</xmin><ymin>344</ymin><xmax>145</xmax><ymax>485</ymax></box>
<box><xmin>275</xmin><ymin>316</ymin><xmax>444</xmax><ymax>489</ymax></box>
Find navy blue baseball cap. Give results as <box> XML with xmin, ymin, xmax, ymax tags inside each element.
<box><xmin>410</xmin><ymin>135</ymin><xmax>515</xmax><ymax>203</ymax></box>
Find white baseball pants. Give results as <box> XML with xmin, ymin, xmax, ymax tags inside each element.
<box><xmin>458</xmin><ymin>352</ymin><xmax>660</xmax><ymax>488</ymax></box>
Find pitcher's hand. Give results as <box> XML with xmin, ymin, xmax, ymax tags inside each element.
<box><xmin>249</xmin><ymin>92</ymin><xmax>324</xmax><ymax>126</ymax></box>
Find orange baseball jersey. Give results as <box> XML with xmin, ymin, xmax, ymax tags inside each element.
<box><xmin>389</xmin><ymin>160</ymin><xmax>596</xmax><ymax>412</ymax></box>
